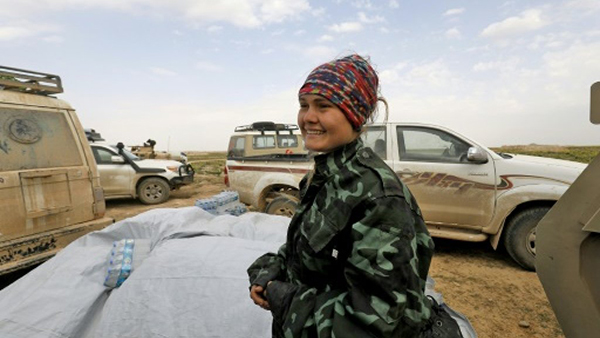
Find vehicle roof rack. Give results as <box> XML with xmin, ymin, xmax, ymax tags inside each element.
<box><xmin>0</xmin><ymin>66</ymin><xmax>63</xmax><ymax>95</ymax></box>
<box><xmin>235</xmin><ymin>121</ymin><xmax>299</xmax><ymax>135</ymax></box>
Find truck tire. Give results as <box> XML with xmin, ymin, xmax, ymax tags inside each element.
<box><xmin>265</xmin><ymin>196</ymin><xmax>298</xmax><ymax>218</ymax></box>
<box><xmin>503</xmin><ymin>206</ymin><xmax>551</xmax><ymax>271</ymax></box>
<box><xmin>137</xmin><ymin>178</ymin><xmax>170</xmax><ymax>205</ymax></box>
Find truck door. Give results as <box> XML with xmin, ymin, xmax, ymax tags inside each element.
<box><xmin>91</xmin><ymin>146</ymin><xmax>134</xmax><ymax>196</ymax></box>
<box><xmin>393</xmin><ymin>126</ymin><xmax>497</xmax><ymax>229</ymax></box>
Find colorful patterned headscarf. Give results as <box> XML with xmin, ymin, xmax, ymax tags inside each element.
<box><xmin>298</xmin><ymin>54</ymin><xmax>379</xmax><ymax>130</ymax></box>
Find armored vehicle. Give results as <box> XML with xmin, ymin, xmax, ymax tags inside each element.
<box><xmin>536</xmin><ymin>82</ymin><xmax>600</xmax><ymax>336</ymax></box>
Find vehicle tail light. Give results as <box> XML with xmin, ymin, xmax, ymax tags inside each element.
<box><xmin>224</xmin><ymin>165</ymin><xmax>230</xmax><ymax>187</ymax></box>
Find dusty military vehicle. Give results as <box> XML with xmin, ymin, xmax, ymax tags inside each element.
<box><xmin>89</xmin><ymin>142</ymin><xmax>195</xmax><ymax>204</ymax></box>
<box><xmin>0</xmin><ymin>66</ymin><xmax>113</xmax><ymax>275</ymax></box>
<box><xmin>536</xmin><ymin>82</ymin><xmax>600</xmax><ymax>336</ymax></box>
<box><xmin>130</xmin><ymin>139</ymin><xmax>187</xmax><ymax>163</ymax></box>
<box><xmin>224</xmin><ymin>121</ymin><xmax>310</xmax><ymax>215</ymax></box>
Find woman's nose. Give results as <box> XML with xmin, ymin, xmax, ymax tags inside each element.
<box><xmin>302</xmin><ymin>105</ymin><xmax>318</xmax><ymax>123</ymax></box>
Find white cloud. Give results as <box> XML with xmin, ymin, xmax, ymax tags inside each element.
<box><xmin>261</xmin><ymin>48</ymin><xmax>274</xmax><ymax>54</ymax></box>
<box><xmin>328</xmin><ymin>21</ymin><xmax>363</xmax><ymax>33</ymax></box>
<box><xmin>389</xmin><ymin>0</ymin><xmax>399</xmax><ymax>9</ymax></box>
<box><xmin>318</xmin><ymin>35</ymin><xmax>334</xmax><ymax>42</ymax></box>
<box><xmin>351</xmin><ymin>0</ymin><xmax>373</xmax><ymax>9</ymax></box>
<box><xmin>403</xmin><ymin>60</ymin><xmax>456</xmax><ymax>88</ymax></box>
<box><xmin>379</xmin><ymin>27</ymin><xmax>390</xmax><ymax>34</ymax></box>
<box><xmin>0</xmin><ymin>0</ymin><xmax>311</xmax><ymax>29</ymax></box>
<box><xmin>444</xmin><ymin>27</ymin><xmax>462</xmax><ymax>39</ymax></box>
<box><xmin>565</xmin><ymin>0</ymin><xmax>600</xmax><ymax>12</ymax></box>
<box><xmin>379</xmin><ymin>62</ymin><xmax>407</xmax><ymax>84</ymax></box>
<box><xmin>0</xmin><ymin>22</ymin><xmax>59</xmax><ymax>41</ymax></box>
<box><xmin>481</xmin><ymin>9</ymin><xmax>548</xmax><ymax>40</ymax></box>
<box><xmin>527</xmin><ymin>33</ymin><xmax>569</xmax><ymax>50</ymax></box>
<box><xmin>543</xmin><ymin>41</ymin><xmax>600</xmax><ymax>79</ymax></box>
<box><xmin>380</xmin><ymin>60</ymin><xmax>458</xmax><ymax>93</ymax></box>
<box><xmin>0</xmin><ymin>26</ymin><xmax>35</xmax><ymax>40</ymax></box>
<box><xmin>258</xmin><ymin>0</ymin><xmax>311</xmax><ymax>24</ymax></box>
<box><xmin>294</xmin><ymin>29</ymin><xmax>306</xmax><ymax>36</ymax></box>
<box><xmin>302</xmin><ymin>46</ymin><xmax>337</xmax><ymax>62</ymax></box>
<box><xmin>42</xmin><ymin>35</ymin><xmax>64</xmax><ymax>43</ymax></box>
<box><xmin>195</xmin><ymin>61</ymin><xmax>222</xmax><ymax>72</ymax></box>
<box><xmin>472</xmin><ymin>58</ymin><xmax>520</xmax><ymax>72</ymax></box>
<box><xmin>206</xmin><ymin>25</ymin><xmax>223</xmax><ymax>33</ymax></box>
<box><xmin>443</xmin><ymin>8</ymin><xmax>465</xmax><ymax>16</ymax></box>
<box><xmin>271</xmin><ymin>29</ymin><xmax>285</xmax><ymax>36</ymax></box>
<box><xmin>586</xmin><ymin>30</ymin><xmax>600</xmax><ymax>37</ymax></box>
<box><xmin>312</xmin><ymin>7</ymin><xmax>326</xmax><ymax>17</ymax></box>
<box><xmin>150</xmin><ymin>67</ymin><xmax>177</xmax><ymax>76</ymax></box>
<box><xmin>230</xmin><ymin>39</ymin><xmax>252</xmax><ymax>48</ymax></box>
<box><xmin>358</xmin><ymin>12</ymin><xmax>385</xmax><ymax>24</ymax></box>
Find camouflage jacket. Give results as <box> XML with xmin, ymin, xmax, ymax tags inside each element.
<box><xmin>248</xmin><ymin>138</ymin><xmax>435</xmax><ymax>338</ymax></box>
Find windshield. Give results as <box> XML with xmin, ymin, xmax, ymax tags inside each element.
<box><xmin>109</xmin><ymin>145</ymin><xmax>140</xmax><ymax>161</ymax></box>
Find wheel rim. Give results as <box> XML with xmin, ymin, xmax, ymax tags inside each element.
<box><xmin>272</xmin><ymin>204</ymin><xmax>295</xmax><ymax>217</ymax></box>
<box><xmin>526</xmin><ymin>227</ymin><xmax>537</xmax><ymax>256</ymax></box>
<box><xmin>143</xmin><ymin>183</ymin><xmax>164</xmax><ymax>201</ymax></box>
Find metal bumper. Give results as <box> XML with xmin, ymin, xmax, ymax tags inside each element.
<box><xmin>171</xmin><ymin>164</ymin><xmax>195</xmax><ymax>187</ymax></box>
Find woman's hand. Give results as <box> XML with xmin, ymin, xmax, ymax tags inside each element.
<box><xmin>250</xmin><ymin>284</ymin><xmax>270</xmax><ymax>310</ymax></box>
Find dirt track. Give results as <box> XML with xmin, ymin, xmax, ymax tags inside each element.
<box><xmin>105</xmin><ymin>177</ymin><xmax>564</xmax><ymax>338</ymax></box>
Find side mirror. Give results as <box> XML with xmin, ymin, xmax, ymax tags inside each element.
<box><xmin>591</xmin><ymin>82</ymin><xmax>600</xmax><ymax>124</ymax></box>
<box><xmin>111</xmin><ymin>156</ymin><xmax>125</xmax><ymax>164</ymax></box>
<box><xmin>467</xmin><ymin>146</ymin><xmax>488</xmax><ymax>164</ymax></box>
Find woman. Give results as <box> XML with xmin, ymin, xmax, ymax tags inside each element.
<box><xmin>248</xmin><ymin>54</ymin><xmax>459</xmax><ymax>337</ymax></box>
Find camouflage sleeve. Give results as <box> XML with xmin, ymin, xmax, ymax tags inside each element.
<box><xmin>247</xmin><ymin>243</ymin><xmax>288</xmax><ymax>288</ymax></box>
<box><xmin>266</xmin><ymin>195</ymin><xmax>434</xmax><ymax>337</ymax></box>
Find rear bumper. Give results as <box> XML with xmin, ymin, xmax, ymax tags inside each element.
<box><xmin>0</xmin><ymin>217</ymin><xmax>114</xmax><ymax>276</ymax></box>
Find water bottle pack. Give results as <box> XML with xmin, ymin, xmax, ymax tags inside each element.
<box><xmin>104</xmin><ymin>239</ymin><xmax>135</xmax><ymax>288</ymax></box>
<box><xmin>195</xmin><ymin>190</ymin><xmax>247</xmax><ymax>216</ymax></box>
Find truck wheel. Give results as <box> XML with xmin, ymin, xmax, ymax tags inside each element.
<box><xmin>503</xmin><ymin>206</ymin><xmax>551</xmax><ymax>271</ymax></box>
<box><xmin>137</xmin><ymin>178</ymin><xmax>170</xmax><ymax>205</ymax></box>
<box><xmin>265</xmin><ymin>196</ymin><xmax>298</xmax><ymax>218</ymax></box>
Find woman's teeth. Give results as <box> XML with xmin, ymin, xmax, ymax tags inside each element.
<box><xmin>306</xmin><ymin>130</ymin><xmax>324</xmax><ymax>135</ymax></box>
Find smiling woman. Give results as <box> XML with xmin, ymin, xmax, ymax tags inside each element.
<box><xmin>247</xmin><ymin>55</ymin><xmax>466</xmax><ymax>338</ymax></box>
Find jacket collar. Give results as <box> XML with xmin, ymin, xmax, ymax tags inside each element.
<box><xmin>313</xmin><ymin>138</ymin><xmax>363</xmax><ymax>178</ymax></box>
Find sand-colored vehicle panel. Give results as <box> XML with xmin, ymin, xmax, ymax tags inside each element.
<box><xmin>536</xmin><ymin>82</ymin><xmax>600</xmax><ymax>336</ymax></box>
<box><xmin>0</xmin><ymin>66</ymin><xmax>112</xmax><ymax>275</ymax></box>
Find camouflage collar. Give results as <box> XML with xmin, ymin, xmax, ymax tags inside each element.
<box><xmin>313</xmin><ymin>138</ymin><xmax>363</xmax><ymax>177</ymax></box>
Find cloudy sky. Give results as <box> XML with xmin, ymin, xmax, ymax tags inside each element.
<box><xmin>1</xmin><ymin>0</ymin><xmax>599</xmax><ymax>151</ymax></box>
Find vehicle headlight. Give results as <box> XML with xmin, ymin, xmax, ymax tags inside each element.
<box><xmin>166</xmin><ymin>166</ymin><xmax>179</xmax><ymax>172</ymax></box>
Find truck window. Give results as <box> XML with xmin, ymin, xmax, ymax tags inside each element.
<box><xmin>92</xmin><ymin>147</ymin><xmax>116</xmax><ymax>164</ymax></box>
<box><xmin>227</xmin><ymin>136</ymin><xmax>245</xmax><ymax>158</ymax></box>
<box><xmin>277</xmin><ymin>135</ymin><xmax>298</xmax><ymax>148</ymax></box>
<box><xmin>253</xmin><ymin>135</ymin><xmax>275</xmax><ymax>149</ymax></box>
<box><xmin>361</xmin><ymin>126</ymin><xmax>387</xmax><ymax>160</ymax></box>
<box><xmin>1</xmin><ymin>109</ymin><xmax>83</xmax><ymax>171</ymax></box>
<box><xmin>397</xmin><ymin>126</ymin><xmax>470</xmax><ymax>163</ymax></box>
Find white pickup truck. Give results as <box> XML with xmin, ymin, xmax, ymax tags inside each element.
<box><xmin>225</xmin><ymin>121</ymin><xmax>586</xmax><ymax>270</ymax></box>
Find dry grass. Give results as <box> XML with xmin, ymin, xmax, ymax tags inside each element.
<box><xmin>490</xmin><ymin>145</ymin><xmax>600</xmax><ymax>164</ymax></box>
